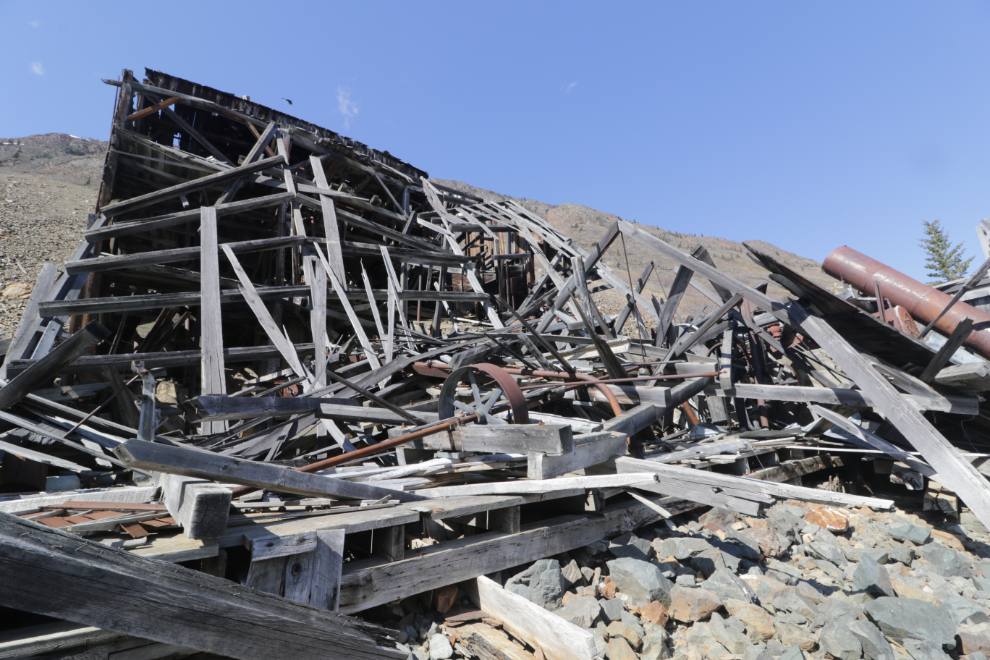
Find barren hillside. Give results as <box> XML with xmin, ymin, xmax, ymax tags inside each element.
<box><xmin>0</xmin><ymin>134</ymin><xmax>840</xmax><ymax>339</ymax></box>
<box><xmin>434</xmin><ymin>179</ymin><xmax>841</xmax><ymax>322</ymax></box>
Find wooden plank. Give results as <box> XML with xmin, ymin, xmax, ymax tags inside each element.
<box><xmin>618</xmin><ymin>221</ymin><xmax>795</xmax><ymax>326</ymax></box>
<box><xmin>317</xmin><ymin>246</ymin><xmax>382</xmax><ymax>369</ymax></box>
<box><xmin>615</xmin><ymin>455</ymin><xmax>894</xmax><ymax>509</ymax></box>
<box><xmin>809</xmin><ymin>404</ymin><xmax>937</xmax><ymax>477</ymax></box>
<box><xmin>64</xmin><ymin>234</ymin><xmax>308</xmax><ymax>276</ymax></box>
<box><xmin>0</xmin><ymin>486</ymin><xmax>158</xmax><ymax>514</ymax></box>
<box><xmin>309</xmin><ymin>529</ymin><xmax>345</xmax><ymax>611</ymax></box>
<box><xmin>934</xmin><ymin>361</ymin><xmax>990</xmax><ymax>392</ymax></box>
<box><xmin>657</xmin><ymin>246</ymin><xmax>704</xmax><ymax>344</ymax></box>
<box><xmin>113</xmin><ymin>439</ymin><xmax>425</xmax><ymax>503</ymax></box>
<box><xmin>724</xmin><ymin>382</ymin><xmax>977</xmax><ymax>414</ymax></box>
<box><xmin>452</xmin><ymin>423</ymin><xmax>573</xmax><ymax>455</ymax></box>
<box><xmin>0</xmin><ymin>322</ymin><xmax>110</xmax><ymax>411</ymax></box>
<box><xmin>527</xmin><ymin>432</ymin><xmax>629</xmax><ymax>479</ymax></box>
<box><xmin>417</xmin><ymin>473</ymin><xmax>657</xmax><ymax>499</ymax></box>
<box><xmin>222</xmin><ymin>245</ymin><xmax>308</xmax><ymax>379</ymax></box>
<box><xmin>920</xmin><ymin>318</ymin><xmax>973</xmax><ymax>383</ymax></box>
<box><xmin>0</xmin><ymin>263</ymin><xmax>58</xmax><ymax>381</ymax></box>
<box><xmin>454</xmin><ymin>622</ymin><xmax>535</xmax><ymax>660</ymax></box>
<box><xmin>466</xmin><ymin>576</ymin><xmax>596</xmax><ymax>660</ymax></box>
<box><xmin>159</xmin><ymin>473</ymin><xmax>232</xmax><ymax>540</ymax></box>
<box><xmin>84</xmin><ymin>192</ymin><xmax>293</xmax><ymax>242</ymax></box>
<box><xmin>99</xmin><ymin>155</ymin><xmax>285</xmax><ymax>217</ymax></box>
<box><xmin>0</xmin><ymin>511</ymin><xmax>404</xmax><ymax>659</ymax></box>
<box><xmin>200</xmin><ymin>206</ymin><xmax>227</xmax><ymax>435</ymax></box>
<box><xmin>338</xmin><ymin>499</ymin><xmax>660</xmax><ymax>613</ymax></box>
<box><xmin>664</xmin><ymin>293</ymin><xmax>743</xmax><ymax>361</ymax></box>
<box><xmin>792</xmin><ymin>301</ymin><xmax>990</xmax><ymax>529</ymax></box>
<box><xmin>0</xmin><ymin>439</ymin><xmax>88</xmax><ymax>472</ymax></box>
<box><xmin>310</xmin><ymin>156</ymin><xmax>347</xmax><ymax>288</ymax></box>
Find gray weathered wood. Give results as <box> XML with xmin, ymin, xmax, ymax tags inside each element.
<box><xmin>199</xmin><ymin>206</ymin><xmax>227</xmax><ymax>435</ymax></box>
<box><xmin>724</xmin><ymin>381</ymin><xmax>977</xmax><ymax>414</ymax></box>
<box><xmin>0</xmin><ymin>321</ymin><xmax>110</xmax><ymax>411</ymax></box>
<box><xmin>338</xmin><ymin>499</ymin><xmax>660</xmax><ymax>613</ymax></box>
<box><xmin>616</xmin><ymin>456</ymin><xmax>894</xmax><ymax>509</ymax></box>
<box><xmin>809</xmin><ymin>405</ymin><xmax>937</xmax><ymax>478</ymax></box>
<box><xmin>919</xmin><ymin>318</ymin><xmax>973</xmax><ymax>383</ymax></box>
<box><xmin>527</xmin><ymin>432</ymin><xmax>629</xmax><ymax>479</ymax></box>
<box><xmin>453</xmin><ymin>423</ymin><xmax>574</xmax><ymax>455</ymax></box>
<box><xmin>99</xmin><ymin>155</ymin><xmax>285</xmax><ymax>217</ymax></box>
<box><xmin>466</xmin><ymin>576</ymin><xmax>596</xmax><ymax>660</ymax></box>
<box><xmin>113</xmin><ymin>440</ymin><xmax>425</xmax><ymax>502</ymax></box>
<box><xmin>0</xmin><ymin>511</ymin><xmax>404</xmax><ymax>659</ymax></box>
<box><xmin>159</xmin><ymin>473</ymin><xmax>232</xmax><ymax>539</ymax></box>
<box><xmin>791</xmin><ymin>301</ymin><xmax>990</xmax><ymax>529</ymax></box>
<box><xmin>0</xmin><ymin>263</ymin><xmax>58</xmax><ymax>381</ymax></box>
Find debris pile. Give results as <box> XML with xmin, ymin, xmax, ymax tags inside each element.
<box><xmin>3</xmin><ymin>69</ymin><xmax>990</xmax><ymax>660</ymax></box>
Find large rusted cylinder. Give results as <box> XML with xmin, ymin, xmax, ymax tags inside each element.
<box><xmin>822</xmin><ymin>246</ymin><xmax>990</xmax><ymax>359</ymax></box>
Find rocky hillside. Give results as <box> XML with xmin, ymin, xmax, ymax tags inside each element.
<box><xmin>434</xmin><ymin>180</ymin><xmax>840</xmax><ymax>322</ymax></box>
<box><xmin>0</xmin><ymin>133</ymin><xmax>106</xmax><ymax>185</ymax></box>
<box><xmin>0</xmin><ymin>135</ymin><xmax>106</xmax><ymax>337</ymax></box>
<box><xmin>0</xmin><ymin>134</ymin><xmax>840</xmax><ymax>339</ymax></box>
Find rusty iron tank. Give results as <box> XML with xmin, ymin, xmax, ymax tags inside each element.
<box><xmin>822</xmin><ymin>245</ymin><xmax>990</xmax><ymax>360</ymax></box>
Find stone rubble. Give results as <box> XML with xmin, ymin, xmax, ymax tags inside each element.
<box><xmin>394</xmin><ymin>499</ymin><xmax>990</xmax><ymax>660</ymax></box>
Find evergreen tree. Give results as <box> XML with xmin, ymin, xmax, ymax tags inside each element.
<box><xmin>919</xmin><ymin>220</ymin><xmax>973</xmax><ymax>284</ymax></box>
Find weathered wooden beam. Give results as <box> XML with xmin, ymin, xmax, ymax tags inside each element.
<box><xmin>100</xmin><ymin>155</ymin><xmax>286</xmax><ymax>217</ymax></box>
<box><xmin>113</xmin><ymin>440</ymin><xmax>425</xmax><ymax>503</ymax></box>
<box><xmin>791</xmin><ymin>301</ymin><xmax>990</xmax><ymax>529</ymax></box>
<box><xmin>200</xmin><ymin>207</ymin><xmax>227</xmax><ymax>435</ymax></box>
<box><xmin>466</xmin><ymin>576</ymin><xmax>596</xmax><ymax>660</ymax></box>
<box><xmin>159</xmin><ymin>473</ymin><xmax>232</xmax><ymax>540</ymax></box>
<box><xmin>0</xmin><ymin>322</ymin><xmax>110</xmax><ymax>411</ymax></box>
<box><xmin>724</xmin><ymin>381</ymin><xmax>978</xmax><ymax>414</ymax></box>
<box><xmin>0</xmin><ymin>512</ymin><xmax>403</xmax><ymax>659</ymax></box>
<box><xmin>919</xmin><ymin>318</ymin><xmax>973</xmax><ymax>383</ymax></box>
<box><xmin>617</xmin><ymin>454</ymin><xmax>894</xmax><ymax>509</ymax></box>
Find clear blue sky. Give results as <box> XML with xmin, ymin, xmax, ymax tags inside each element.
<box><xmin>2</xmin><ymin>1</ymin><xmax>989</xmax><ymax>282</ymax></box>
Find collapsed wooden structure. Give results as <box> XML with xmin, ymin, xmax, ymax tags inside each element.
<box><xmin>3</xmin><ymin>69</ymin><xmax>990</xmax><ymax>658</ymax></box>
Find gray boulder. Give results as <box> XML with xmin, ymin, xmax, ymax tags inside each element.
<box><xmin>554</xmin><ymin>596</ymin><xmax>602</xmax><ymax>628</ymax></box>
<box><xmin>943</xmin><ymin>594</ymin><xmax>990</xmax><ymax>626</ymax></box>
<box><xmin>710</xmin><ymin>613</ymin><xmax>750</xmax><ymax>654</ymax></box>
<box><xmin>769</xmin><ymin>509</ymin><xmax>805</xmax><ymax>544</ymax></box>
<box><xmin>609</xmin><ymin>532</ymin><xmax>652</xmax><ymax>561</ymax></box>
<box><xmin>702</xmin><ymin>566</ymin><xmax>757</xmax><ymax>604</ymax></box>
<box><xmin>804</xmin><ymin>541</ymin><xmax>847</xmax><ymax>566</ymax></box>
<box><xmin>889</xmin><ymin>524</ymin><xmax>931</xmax><ymax>545</ymax></box>
<box><xmin>845</xmin><ymin>547</ymin><xmax>890</xmax><ymax>564</ymax></box>
<box><xmin>888</xmin><ymin>546</ymin><xmax>914</xmax><ymax>566</ymax></box>
<box><xmin>771</xmin><ymin>588</ymin><xmax>818</xmax><ymax>625</ymax></box>
<box><xmin>658</xmin><ymin>536</ymin><xmax>713</xmax><ymax>560</ymax></box>
<box><xmin>811</xmin><ymin>598</ymin><xmax>863</xmax><ymax>629</ymax></box>
<box><xmin>903</xmin><ymin>639</ymin><xmax>952</xmax><ymax>660</ymax></box>
<box><xmin>691</xmin><ymin>548</ymin><xmax>742</xmax><ymax>577</ymax></box>
<box><xmin>600</xmin><ymin>598</ymin><xmax>624</xmax><ymax>624</ymax></box>
<box><xmin>765</xmin><ymin>558</ymin><xmax>802</xmax><ymax>585</ymax></box>
<box><xmin>848</xmin><ymin>619</ymin><xmax>894</xmax><ymax>660</ymax></box>
<box><xmin>924</xmin><ymin>544</ymin><xmax>972</xmax><ymax>578</ymax></box>
<box><xmin>428</xmin><ymin>634</ymin><xmax>453</xmax><ymax>660</ymax></box>
<box><xmin>853</xmin><ymin>555</ymin><xmax>896</xmax><ymax>598</ymax></box>
<box><xmin>606</xmin><ymin>558</ymin><xmax>673</xmax><ymax>606</ymax></box>
<box><xmin>864</xmin><ymin>597</ymin><xmax>957</xmax><ymax>651</ymax></box>
<box><xmin>820</xmin><ymin>621</ymin><xmax>863</xmax><ymax>660</ymax></box>
<box><xmin>505</xmin><ymin>559</ymin><xmax>565</xmax><ymax>609</ymax></box>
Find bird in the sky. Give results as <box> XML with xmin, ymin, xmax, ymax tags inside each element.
<box><xmin>282</xmin><ymin>98</ymin><xmax>293</xmax><ymax>105</ymax></box>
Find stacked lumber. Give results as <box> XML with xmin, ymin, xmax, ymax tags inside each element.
<box><xmin>2</xmin><ymin>68</ymin><xmax>990</xmax><ymax>659</ymax></box>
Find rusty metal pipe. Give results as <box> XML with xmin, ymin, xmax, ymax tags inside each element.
<box><xmin>822</xmin><ymin>245</ymin><xmax>990</xmax><ymax>360</ymax></box>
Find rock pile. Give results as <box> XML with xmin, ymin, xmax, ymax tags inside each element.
<box><xmin>394</xmin><ymin>501</ymin><xmax>990</xmax><ymax>660</ymax></box>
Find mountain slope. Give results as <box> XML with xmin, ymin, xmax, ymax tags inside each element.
<box><xmin>433</xmin><ymin>179</ymin><xmax>840</xmax><ymax>321</ymax></box>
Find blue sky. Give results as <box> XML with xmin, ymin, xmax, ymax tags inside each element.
<box><xmin>2</xmin><ymin>2</ymin><xmax>989</xmax><ymax>282</ymax></box>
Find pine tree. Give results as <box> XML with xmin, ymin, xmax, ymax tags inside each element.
<box><xmin>919</xmin><ymin>220</ymin><xmax>973</xmax><ymax>284</ymax></box>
